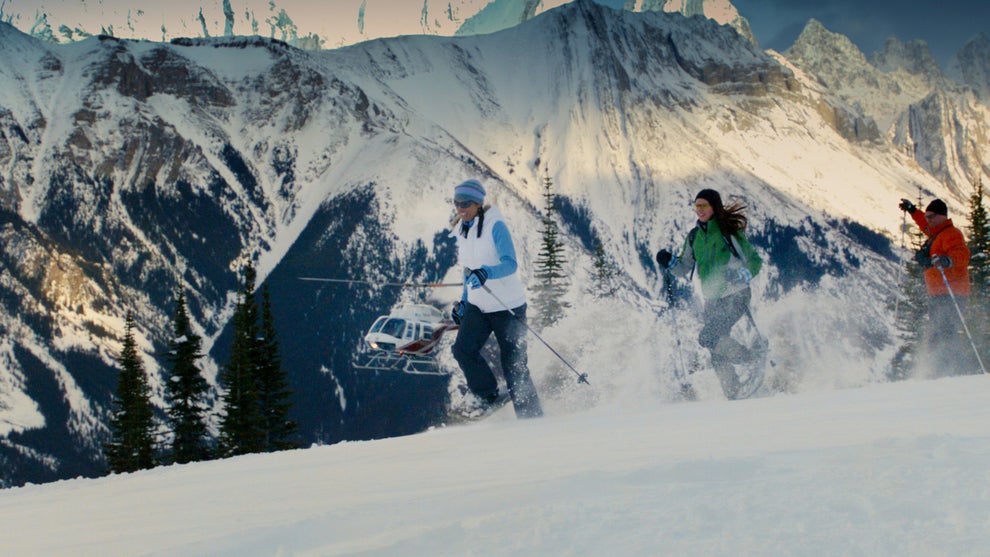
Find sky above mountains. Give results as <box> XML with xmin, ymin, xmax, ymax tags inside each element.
<box><xmin>1</xmin><ymin>0</ymin><xmax>987</xmax><ymax>69</ymax></box>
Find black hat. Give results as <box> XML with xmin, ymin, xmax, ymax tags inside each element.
<box><xmin>695</xmin><ymin>189</ymin><xmax>723</xmax><ymax>210</ymax></box>
<box><xmin>926</xmin><ymin>199</ymin><xmax>948</xmax><ymax>216</ymax></box>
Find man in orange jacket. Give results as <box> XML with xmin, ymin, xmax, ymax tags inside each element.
<box><xmin>899</xmin><ymin>198</ymin><xmax>973</xmax><ymax>375</ymax></box>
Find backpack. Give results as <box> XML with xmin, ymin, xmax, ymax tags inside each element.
<box><xmin>687</xmin><ymin>225</ymin><xmax>742</xmax><ymax>260</ymax></box>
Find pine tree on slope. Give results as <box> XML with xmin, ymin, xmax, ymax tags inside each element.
<box><xmin>532</xmin><ymin>173</ymin><xmax>570</xmax><ymax>328</ymax></box>
<box><xmin>164</xmin><ymin>291</ymin><xmax>212</xmax><ymax>463</ymax></box>
<box><xmin>218</xmin><ymin>263</ymin><xmax>265</xmax><ymax>457</ymax></box>
<box><xmin>592</xmin><ymin>239</ymin><xmax>618</xmax><ymax>297</ymax></box>
<box><xmin>105</xmin><ymin>312</ymin><xmax>157</xmax><ymax>473</ymax></box>
<box><xmin>257</xmin><ymin>283</ymin><xmax>298</xmax><ymax>451</ymax></box>
<box><xmin>889</xmin><ymin>219</ymin><xmax>929</xmax><ymax>380</ymax></box>
<box><xmin>965</xmin><ymin>179</ymin><xmax>990</xmax><ymax>364</ymax></box>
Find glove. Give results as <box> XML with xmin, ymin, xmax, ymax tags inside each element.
<box><xmin>450</xmin><ymin>300</ymin><xmax>466</xmax><ymax>325</ymax></box>
<box><xmin>725</xmin><ymin>267</ymin><xmax>752</xmax><ymax>285</ymax></box>
<box><xmin>932</xmin><ymin>255</ymin><xmax>952</xmax><ymax>269</ymax></box>
<box><xmin>466</xmin><ymin>267</ymin><xmax>489</xmax><ymax>289</ymax></box>
<box><xmin>899</xmin><ymin>199</ymin><xmax>916</xmax><ymax>213</ymax></box>
<box><xmin>656</xmin><ymin>249</ymin><xmax>673</xmax><ymax>269</ymax></box>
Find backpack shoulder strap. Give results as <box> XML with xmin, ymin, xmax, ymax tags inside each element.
<box><xmin>685</xmin><ymin>227</ymin><xmax>700</xmax><ymax>281</ymax></box>
<box><xmin>722</xmin><ymin>231</ymin><xmax>741</xmax><ymax>259</ymax></box>
<box><xmin>690</xmin><ymin>224</ymin><xmax>741</xmax><ymax>259</ymax></box>
<box><xmin>687</xmin><ymin>227</ymin><xmax>699</xmax><ymax>256</ymax></box>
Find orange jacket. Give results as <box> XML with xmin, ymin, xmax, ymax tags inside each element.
<box><xmin>910</xmin><ymin>210</ymin><xmax>971</xmax><ymax>296</ymax></box>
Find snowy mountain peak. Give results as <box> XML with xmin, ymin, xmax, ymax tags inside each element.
<box><xmin>947</xmin><ymin>33</ymin><xmax>990</xmax><ymax>97</ymax></box>
<box><xmin>782</xmin><ymin>19</ymin><xmax>937</xmax><ymax>133</ymax></box>
<box><xmin>620</xmin><ymin>0</ymin><xmax>755</xmax><ymax>45</ymax></box>
<box><xmin>781</xmin><ymin>18</ymin><xmax>990</xmax><ymax>188</ymax></box>
<box><xmin>871</xmin><ymin>36</ymin><xmax>944</xmax><ymax>82</ymax></box>
<box><xmin>786</xmin><ymin>19</ymin><xmax>871</xmax><ymax>73</ymax></box>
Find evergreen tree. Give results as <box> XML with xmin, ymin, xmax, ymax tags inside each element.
<box><xmin>218</xmin><ymin>263</ymin><xmax>265</xmax><ymax>456</ymax></box>
<box><xmin>889</xmin><ymin>221</ymin><xmax>928</xmax><ymax>380</ymax></box>
<box><xmin>105</xmin><ymin>312</ymin><xmax>157</xmax><ymax>473</ymax></box>
<box><xmin>164</xmin><ymin>291</ymin><xmax>212</xmax><ymax>464</ymax></box>
<box><xmin>591</xmin><ymin>239</ymin><xmax>618</xmax><ymax>297</ymax></box>
<box><xmin>257</xmin><ymin>283</ymin><xmax>298</xmax><ymax>451</ymax></box>
<box><xmin>532</xmin><ymin>173</ymin><xmax>570</xmax><ymax>327</ymax></box>
<box><xmin>965</xmin><ymin>178</ymin><xmax>990</xmax><ymax>363</ymax></box>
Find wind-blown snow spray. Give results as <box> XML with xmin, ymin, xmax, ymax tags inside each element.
<box><xmin>936</xmin><ymin>266</ymin><xmax>988</xmax><ymax>374</ymax></box>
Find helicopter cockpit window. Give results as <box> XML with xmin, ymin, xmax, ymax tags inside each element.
<box><xmin>369</xmin><ymin>317</ymin><xmax>387</xmax><ymax>333</ymax></box>
<box><xmin>378</xmin><ymin>318</ymin><xmax>406</xmax><ymax>338</ymax></box>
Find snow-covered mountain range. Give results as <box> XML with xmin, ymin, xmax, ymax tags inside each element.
<box><xmin>0</xmin><ymin>0</ymin><xmax>988</xmax><ymax>487</ymax></box>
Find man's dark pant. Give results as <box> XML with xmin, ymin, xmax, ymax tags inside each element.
<box><xmin>926</xmin><ymin>294</ymin><xmax>974</xmax><ymax>376</ymax></box>
<box><xmin>452</xmin><ymin>303</ymin><xmax>543</xmax><ymax>418</ymax></box>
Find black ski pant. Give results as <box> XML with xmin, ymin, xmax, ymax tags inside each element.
<box><xmin>452</xmin><ymin>303</ymin><xmax>543</xmax><ymax>418</ymax></box>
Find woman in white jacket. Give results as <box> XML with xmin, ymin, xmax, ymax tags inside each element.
<box><xmin>449</xmin><ymin>179</ymin><xmax>542</xmax><ymax>418</ymax></box>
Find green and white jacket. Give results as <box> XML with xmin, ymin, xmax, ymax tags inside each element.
<box><xmin>668</xmin><ymin>219</ymin><xmax>763</xmax><ymax>301</ymax></box>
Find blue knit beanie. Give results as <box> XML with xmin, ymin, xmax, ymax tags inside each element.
<box><xmin>454</xmin><ymin>179</ymin><xmax>486</xmax><ymax>205</ymax></box>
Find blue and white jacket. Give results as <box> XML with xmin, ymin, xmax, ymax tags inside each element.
<box><xmin>451</xmin><ymin>206</ymin><xmax>527</xmax><ymax>313</ymax></box>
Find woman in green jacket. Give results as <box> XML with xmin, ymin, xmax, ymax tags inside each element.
<box><xmin>656</xmin><ymin>189</ymin><xmax>763</xmax><ymax>398</ymax></box>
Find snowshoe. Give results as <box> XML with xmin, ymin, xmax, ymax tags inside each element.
<box><xmin>734</xmin><ymin>366</ymin><xmax>765</xmax><ymax>399</ymax></box>
<box><xmin>448</xmin><ymin>390</ymin><xmax>511</xmax><ymax>423</ymax></box>
<box><xmin>677</xmin><ymin>381</ymin><xmax>697</xmax><ymax>401</ymax></box>
<box><xmin>733</xmin><ymin>338</ymin><xmax>771</xmax><ymax>399</ymax></box>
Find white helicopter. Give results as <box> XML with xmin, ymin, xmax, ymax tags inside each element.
<box><xmin>355</xmin><ymin>304</ymin><xmax>460</xmax><ymax>376</ymax></box>
<box><xmin>300</xmin><ymin>275</ymin><xmax>590</xmax><ymax>385</ymax></box>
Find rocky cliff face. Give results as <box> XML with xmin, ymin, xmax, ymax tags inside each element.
<box><xmin>948</xmin><ymin>33</ymin><xmax>990</xmax><ymax>99</ymax></box>
<box><xmin>784</xmin><ymin>19</ymin><xmax>990</xmax><ymax>190</ymax></box>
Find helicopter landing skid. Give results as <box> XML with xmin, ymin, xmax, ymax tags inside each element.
<box><xmin>353</xmin><ymin>351</ymin><xmax>451</xmax><ymax>376</ymax></box>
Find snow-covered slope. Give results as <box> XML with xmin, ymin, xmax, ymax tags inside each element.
<box><xmin>1</xmin><ymin>374</ymin><xmax>988</xmax><ymax>556</ymax></box>
<box><xmin>0</xmin><ymin>1</ymin><xmax>987</xmax><ymax>487</ymax></box>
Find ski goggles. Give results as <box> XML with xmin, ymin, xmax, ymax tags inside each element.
<box><xmin>454</xmin><ymin>199</ymin><xmax>478</xmax><ymax>209</ymax></box>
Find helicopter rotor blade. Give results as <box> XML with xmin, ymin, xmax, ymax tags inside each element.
<box><xmin>299</xmin><ymin>277</ymin><xmax>462</xmax><ymax>288</ymax></box>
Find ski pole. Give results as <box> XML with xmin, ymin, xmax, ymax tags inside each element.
<box><xmin>743</xmin><ymin>305</ymin><xmax>770</xmax><ymax>347</ymax></box>
<box><xmin>895</xmin><ymin>208</ymin><xmax>908</xmax><ymax>318</ymax></box>
<box><xmin>299</xmin><ymin>277</ymin><xmax>462</xmax><ymax>288</ymax></box>
<box><xmin>935</xmin><ymin>266</ymin><xmax>988</xmax><ymax>374</ymax></box>
<box><xmin>901</xmin><ymin>209</ymin><xmax>906</xmax><ymax>250</ymax></box>
<box><xmin>478</xmin><ymin>283</ymin><xmax>590</xmax><ymax>385</ymax></box>
<box><xmin>661</xmin><ymin>269</ymin><xmax>690</xmax><ymax>386</ymax></box>
<box><xmin>744</xmin><ymin>306</ymin><xmax>776</xmax><ymax>368</ymax></box>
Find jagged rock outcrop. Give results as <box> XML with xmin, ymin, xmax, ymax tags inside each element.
<box><xmin>948</xmin><ymin>33</ymin><xmax>990</xmax><ymax>99</ymax></box>
<box><xmin>871</xmin><ymin>36</ymin><xmax>945</xmax><ymax>85</ymax></box>
<box><xmin>784</xmin><ymin>19</ymin><xmax>990</xmax><ymax>189</ymax></box>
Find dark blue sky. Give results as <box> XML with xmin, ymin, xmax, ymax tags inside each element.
<box><xmin>730</xmin><ymin>0</ymin><xmax>990</xmax><ymax>67</ymax></box>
